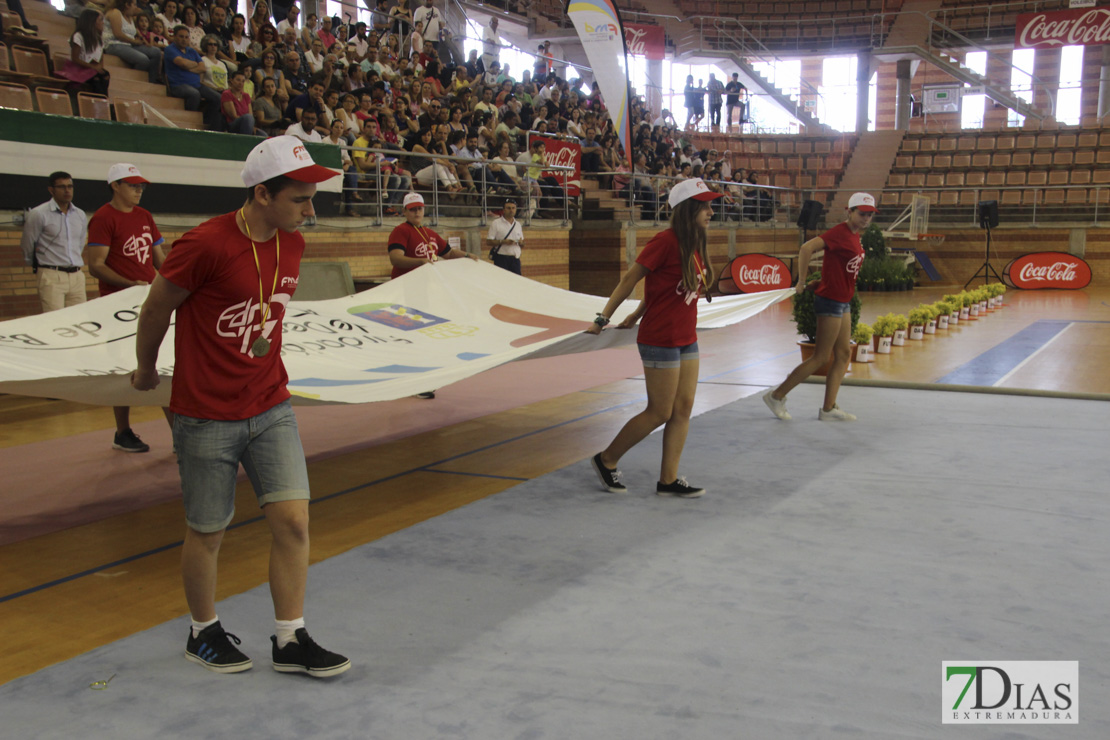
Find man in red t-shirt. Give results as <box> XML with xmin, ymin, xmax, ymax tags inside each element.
<box><xmin>387</xmin><ymin>191</ymin><xmax>474</xmax><ymax>398</ymax></box>
<box><xmin>88</xmin><ymin>163</ymin><xmax>170</xmax><ymax>454</ymax></box>
<box><xmin>387</xmin><ymin>191</ymin><xmax>473</xmax><ymax>280</ymax></box>
<box><xmin>131</xmin><ymin>136</ymin><xmax>351</xmax><ymax>679</ymax></box>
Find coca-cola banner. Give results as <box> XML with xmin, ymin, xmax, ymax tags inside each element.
<box><xmin>717</xmin><ymin>254</ymin><xmax>792</xmax><ymax>294</ymax></box>
<box><xmin>534</xmin><ymin>134</ymin><xmax>582</xmax><ymax>196</ymax></box>
<box><xmin>625</xmin><ymin>23</ymin><xmax>665</xmax><ymax>60</ymax></box>
<box><xmin>1015</xmin><ymin>8</ymin><xmax>1110</xmax><ymax>49</ymax></box>
<box><xmin>1003</xmin><ymin>252</ymin><xmax>1092</xmax><ymax>290</ymax></box>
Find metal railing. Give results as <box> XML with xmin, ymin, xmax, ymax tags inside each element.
<box><xmin>337</xmin><ymin>142</ymin><xmax>574</xmax><ymax>226</ymax></box>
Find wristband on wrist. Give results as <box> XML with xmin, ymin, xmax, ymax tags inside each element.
<box><xmin>593</xmin><ymin>313</ymin><xmax>610</xmax><ymax>327</ymax></box>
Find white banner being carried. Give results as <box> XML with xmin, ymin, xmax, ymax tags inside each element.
<box><xmin>0</xmin><ymin>261</ymin><xmax>790</xmax><ymax>407</ymax></box>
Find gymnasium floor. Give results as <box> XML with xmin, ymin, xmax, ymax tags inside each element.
<box><xmin>1</xmin><ymin>287</ymin><xmax>1106</xmax><ymax>723</ymax></box>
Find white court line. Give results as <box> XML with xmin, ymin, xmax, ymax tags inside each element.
<box><xmin>993</xmin><ymin>322</ymin><xmax>1074</xmax><ymax>387</ymax></box>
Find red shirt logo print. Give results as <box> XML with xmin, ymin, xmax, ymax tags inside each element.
<box><xmin>122</xmin><ymin>232</ymin><xmax>154</xmax><ymax>264</ymax></box>
<box><xmin>216</xmin><ymin>293</ymin><xmax>291</xmax><ymax>356</ymax></box>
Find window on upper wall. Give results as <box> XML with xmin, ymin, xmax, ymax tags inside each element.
<box><xmin>1008</xmin><ymin>49</ymin><xmax>1035</xmax><ymax>128</ymax></box>
<box><xmin>819</xmin><ymin>56</ymin><xmax>858</xmax><ymax>133</ymax></box>
<box><xmin>1056</xmin><ymin>45</ymin><xmax>1084</xmax><ymax>126</ymax></box>
<box><xmin>960</xmin><ymin>51</ymin><xmax>987</xmax><ymax>129</ymax></box>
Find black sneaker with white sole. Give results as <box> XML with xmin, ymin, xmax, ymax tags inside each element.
<box><xmin>591</xmin><ymin>453</ymin><xmax>627</xmax><ymax>493</ymax></box>
<box><xmin>113</xmin><ymin>428</ymin><xmax>150</xmax><ymax>453</ymax></box>
<box><xmin>185</xmin><ymin>622</ymin><xmax>253</xmax><ymax>673</ymax></box>
<box><xmin>272</xmin><ymin>628</ymin><xmax>351</xmax><ymax>678</ymax></box>
<box><xmin>656</xmin><ymin>477</ymin><xmax>706</xmax><ymax>499</ymax></box>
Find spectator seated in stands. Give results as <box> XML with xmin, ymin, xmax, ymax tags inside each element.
<box><xmin>221</xmin><ymin>69</ymin><xmax>258</xmax><ymax>135</ymax></box>
<box><xmin>57</xmin><ymin>9</ymin><xmax>112</xmax><ymax>96</ymax></box>
<box><xmin>285</xmin><ymin>81</ymin><xmax>327</xmax><ymax>133</ymax></box>
<box><xmin>253</xmin><ymin>50</ymin><xmax>289</xmax><ymax>109</ymax></box>
<box><xmin>103</xmin><ymin>0</ymin><xmax>164</xmax><ymax>83</ymax></box>
<box><xmin>165</xmin><ymin>25</ymin><xmax>223</xmax><ymax>130</ymax></box>
<box><xmin>353</xmin><ymin>118</ymin><xmax>411</xmax><ymax>213</ymax></box>
<box><xmin>251</xmin><ymin>76</ymin><xmax>287</xmax><ymax>134</ymax></box>
<box><xmin>286</xmin><ymin>108</ymin><xmax>323</xmax><ymax>142</ymax></box>
<box><xmin>284</xmin><ymin>50</ymin><xmax>312</xmax><ymax>96</ymax></box>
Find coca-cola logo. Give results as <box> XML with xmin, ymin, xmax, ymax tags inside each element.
<box><xmin>624</xmin><ymin>23</ymin><xmax>665</xmax><ymax>60</ymax></box>
<box><xmin>535</xmin><ymin>136</ymin><xmax>582</xmax><ymax>195</ymax></box>
<box><xmin>1004</xmin><ymin>252</ymin><xmax>1092</xmax><ymax>290</ymax></box>
<box><xmin>724</xmin><ymin>254</ymin><xmax>791</xmax><ymax>294</ymax></box>
<box><xmin>1016</xmin><ymin>9</ymin><xmax>1110</xmax><ymax>49</ymax></box>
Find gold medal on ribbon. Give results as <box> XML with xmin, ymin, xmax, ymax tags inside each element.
<box><xmin>240</xmin><ymin>208</ymin><xmax>280</xmax><ymax>358</ymax></box>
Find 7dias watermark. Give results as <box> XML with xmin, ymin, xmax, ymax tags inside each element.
<box><xmin>942</xmin><ymin>662</ymin><xmax>1077</xmax><ymax>724</ymax></box>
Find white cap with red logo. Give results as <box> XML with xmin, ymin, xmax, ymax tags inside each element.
<box><xmin>667</xmin><ymin>178</ymin><xmax>725</xmax><ymax>208</ymax></box>
<box><xmin>403</xmin><ymin>192</ymin><xmax>425</xmax><ymax>210</ymax></box>
<box><xmin>241</xmin><ymin>135</ymin><xmax>338</xmax><ymax>187</ymax></box>
<box><xmin>108</xmin><ymin>163</ymin><xmax>149</xmax><ymax>184</ymax></box>
<box><xmin>848</xmin><ymin>192</ymin><xmax>877</xmax><ymax>212</ymax></box>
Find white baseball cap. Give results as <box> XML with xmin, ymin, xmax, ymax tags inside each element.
<box><xmin>241</xmin><ymin>135</ymin><xmax>337</xmax><ymax>188</ymax></box>
<box><xmin>668</xmin><ymin>178</ymin><xmax>724</xmax><ymax>209</ymax></box>
<box><xmin>107</xmin><ymin>163</ymin><xmax>149</xmax><ymax>184</ymax></box>
<box><xmin>848</xmin><ymin>192</ymin><xmax>877</xmax><ymax>212</ymax></box>
<box><xmin>403</xmin><ymin>192</ymin><xmax>425</xmax><ymax>210</ymax></box>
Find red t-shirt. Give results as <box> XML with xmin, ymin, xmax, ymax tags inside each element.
<box><xmin>159</xmin><ymin>212</ymin><xmax>304</xmax><ymax>420</ymax></box>
<box><xmin>815</xmin><ymin>222</ymin><xmax>864</xmax><ymax>303</ymax></box>
<box><xmin>220</xmin><ymin>89</ymin><xmax>252</xmax><ymax>121</ymax></box>
<box><xmin>387</xmin><ymin>221</ymin><xmax>449</xmax><ymax>279</ymax></box>
<box><xmin>634</xmin><ymin>229</ymin><xmax>701</xmax><ymax>347</ymax></box>
<box><xmin>87</xmin><ymin>204</ymin><xmax>164</xmax><ymax>296</ymax></box>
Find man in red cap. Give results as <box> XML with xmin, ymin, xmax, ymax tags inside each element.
<box><xmin>131</xmin><ymin>136</ymin><xmax>350</xmax><ymax>678</ymax></box>
<box><xmin>88</xmin><ymin>163</ymin><xmax>170</xmax><ymax>453</ymax></box>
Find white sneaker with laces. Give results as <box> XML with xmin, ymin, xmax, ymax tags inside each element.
<box><xmin>762</xmin><ymin>390</ymin><xmax>791</xmax><ymax>420</ymax></box>
<box><xmin>818</xmin><ymin>405</ymin><xmax>857</xmax><ymax>421</ymax></box>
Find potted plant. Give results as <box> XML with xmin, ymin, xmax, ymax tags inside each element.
<box><xmin>890</xmin><ymin>312</ymin><xmax>909</xmax><ymax>346</ymax></box>
<box><xmin>923</xmin><ymin>303</ymin><xmax>938</xmax><ymax>334</ymax></box>
<box><xmin>942</xmin><ymin>294</ymin><xmax>963</xmax><ymax>325</ymax></box>
<box><xmin>872</xmin><ymin>314</ymin><xmax>895</xmax><ymax>354</ymax></box>
<box><xmin>853</xmin><ymin>322</ymin><xmax>874</xmax><ymax>362</ymax></box>
<box><xmin>958</xmin><ymin>292</ymin><xmax>972</xmax><ymax>321</ymax></box>
<box><xmin>933</xmin><ymin>300</ymin><xmax>954</xmax><ymax>330</ymax></box>
<box><xmin>908</xmin><ymin>306</ymin><xmax>932</xmax><ymax>340</ymax></box>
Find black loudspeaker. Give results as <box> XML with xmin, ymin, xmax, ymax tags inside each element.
<box><xmin>797</xmin><ymin>199</ymin><xmax>823</xmax><ymax>230</ymax></box>
<box><xmin>978</xmin><ymin>200</ymin><xmax>999</xmax><ymax>229</ymax></box>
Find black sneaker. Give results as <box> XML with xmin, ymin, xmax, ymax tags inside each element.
<box><xmin>185</xmin><ymin>622</ymin><xmax>253</xmax><ymax>673</ymax></box>
<box><xmin>416</xmin><ymin>391</ymin><xmax>436</xmax><ymax>399</ymax></box>
<box><xmin>272</xmin><ymin>628</ymin><xmax>351</xmax><ymax>678</ymax></box>
<box><xmin>591</xmin><ymin>453</ymin><xmax>627</xmax><ymax>493</ymax></box>
<box><xmin>656</xmin><ymin>477</ymin><xmax>706</xmax><ymax>499</ymax></box>
<box><xmin>113</xmin><ymin>428</ymin><xmax>150</xmax><ymax>453</ymax></box>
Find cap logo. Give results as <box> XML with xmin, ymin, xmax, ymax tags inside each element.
<box><xmin>293</xmin><ymin>144</ymin><xmax>310</xmax><ymax>161</ymax></box>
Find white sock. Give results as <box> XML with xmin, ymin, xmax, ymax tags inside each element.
<box><xmin>275</xmin><ymin>617</ymin><xmax>305</xmax><ymax>648</ymax></box>
<box><xmin>191</xmin><ymin>616</ymin><xmax>219</xmax><ymax>638</ymax></box>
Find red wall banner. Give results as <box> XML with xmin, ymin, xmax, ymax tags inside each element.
<box><xmin>1003</xmin><ymin>252</ymin><xmax>1092</xmax><ymax>290</ymax></box>
<box><xmin>534</xmin><ymin>135</ymin><xmax>582</xmax><ymax>196</ymax></box>
<box><xmin>625</xmin><ymin>23</ymin><xmax>665</xmax><ymax>60</ymax></box>
<box><xmin>1015</xmin><ymin>8</ymin><xmax>1110</xmax><ymax>49</ymax></box>
<box><xmin>717</xmin><ymin>254</ymin><xmax>792</xmax><ymax>294</ymax></box>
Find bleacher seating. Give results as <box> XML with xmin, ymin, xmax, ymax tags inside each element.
<box><xmin>930</xmin><ymin>0</ymin><xmax>1070</xmax><ymax>43</ymax></box>
<box><xmin>0</xmin><ymin>79</ymin><xmax>32</xmax><ymax>109</ymax></box>
<box><xmin>34</xmin><ymin>85</ymin><xmax>72</xmax><ymax>115</ymax></box>
<box><xmin>77</xmin><ymin>91</ymin><xmax>110</xmax><ymax>120</ymax></box>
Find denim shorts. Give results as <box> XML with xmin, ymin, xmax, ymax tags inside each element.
<box><xmin>813</xmin><ymin>294</ymin><xmax>851</xmax><ymax>317</ymax></box>
<box><xmin>637</xmin><ymin>341</ymin><xmax>699</xmax><ymax>369</ymax></box>
<box><xmin>174</xmin><ymin>400</ymin><xmax>310</xmax><ymax>533</ymax></box>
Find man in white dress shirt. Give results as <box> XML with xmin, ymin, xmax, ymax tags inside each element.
<box><xmin>486</xmin><ymin>199</ymin><xmax>524</xmax><ymax>274</ymax></box>
<box><xmin>20</xmin><ymin>171</ymin><xmax>88</xmax><ymax>312</ymax></box>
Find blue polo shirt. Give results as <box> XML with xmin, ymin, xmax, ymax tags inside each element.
<box><xmin>165</xmin><ymin>44</ymin><xmax>201</xmax><ymax>88</ymax></box>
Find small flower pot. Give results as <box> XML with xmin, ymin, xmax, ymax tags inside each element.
<box><xmin>949</xmin><ymin>311</ymin><xmax>960</xmax><ymax>325</ymax></box>
<box><xmin>909</xmin><ymin>325</ymin><xmax>925</xmax><ymax>340</ymax></box>
<box><xmin>937</xmin><ymin>315</ymin><xmax>949</xmax><ymax>330</ymax></box>
<box><xmin>980</xmin><ymin>300</ymin><xmax>988</xmax><ymax>314</ymax></box>
<box><xmin>855</xmin><ymin>339</ymin><xmax>874</xmax><ymax>363</ymax></box>
<box><xmin>876</xmin><ymin>335</ymin><xmax>893</xmax><ymax>354</ymax></box>
<box><xmin>969</xmin><ymin>304</ymin><xmax>979</xmax><ymax>319</ymax></box>
<box><xmin>925</xmin><ymin>319</ymin><xmax>937</xmax><ymax>334</ymax></box>
<box><xmin>960</xmin><ymin>306</ymin><xmax>970</xmax><ymax>320</ymax></box>
<box><xmin>892</xmin><ymin>329</ymin><xmax>906</xmax><ymax>346</ymax></box>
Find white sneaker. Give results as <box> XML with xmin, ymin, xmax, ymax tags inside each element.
<box><xmin>818</xmin><ymin>405</ymin><xmax>857</xmax><ymax>421</ymax></box>
<box><xmin>762</xmin><ymin>390</ymin><xmax>791</xmax><ymax>420</ymax></box>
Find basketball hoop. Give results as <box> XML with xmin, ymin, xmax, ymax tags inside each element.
<box><xmin>920</xmin><ymin>233</ymin><xmax>945</xmax><ymax>247</ymax></box>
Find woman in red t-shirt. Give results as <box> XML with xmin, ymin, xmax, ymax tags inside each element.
<box><xmin>585</xmin><ymin>179</ymin><xmax>722</xmax><ymax>499</ymax></box>
<box><xmin>763</xmin><ymin>192</ymin><xmax>876</xmax><ymax>422</ymax></box>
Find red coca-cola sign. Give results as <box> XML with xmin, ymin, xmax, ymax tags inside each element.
<box><xmin>1003</xmin><ymin>252</ymin><xmax>1092</xmax><ymax>290</ymax></box>
<box><xmin>533</xmin><ymin>135</ymin><xmax>582</xmax><ymax>196</ymax></box>
<box><xmin>1016</xmin><ymin>8</ymin><xmax>1110</xmax><ymax>49</ymax></box>
<box><xmin>717</xmin><ymin>254</ymin><xmax>791</xmax><ymax>294</ymax></box>
<box><xmin>625</xmin><ymin>23</ymin><xmax>665</xmax><ymax>60</ymax></box>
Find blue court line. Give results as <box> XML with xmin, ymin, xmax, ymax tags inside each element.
<box><xmin>421</xmin><ymin>469</ymin><xmax>530</xmax><ymax>482</ymax></box>
<box><xmin>936</xmin><ymin>320</ymin><xmax>1073</xmax><ymax>386</ymax></box>
<box><xmin>0</xmin><ymin>397</ymin><xmax>644</xmax><ymax>605</ymax></box>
